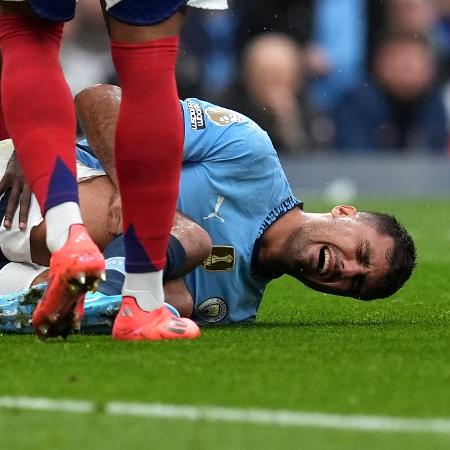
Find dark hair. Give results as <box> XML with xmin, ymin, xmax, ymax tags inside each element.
<box><xmin>370</xmin><ymin>31</ymin><xmax>432</xmax><ymax>70</ymax></box>
<box><xmin>358</xmin><ymin>212</ymin><xmax>416</xmax><ymax>300</ymax></box>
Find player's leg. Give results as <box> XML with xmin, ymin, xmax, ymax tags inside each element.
<box><xmin>0</xmin><ymin>1</ymin><xmax>79</xmax><ymax>244</ymax></box>
<box><xmin>0</xmin><ymin>1</ymin><xmax>104</xmax><ymax>339</ymax></box>
<box><xmin>0</xmin><ymin>57</ymin><xmax>9</xmax><ymax>140</ymax></box>
<box><xmin>100</xmin><ymin>0</ymin><xmax>199</xmax><ymax>340</ymax></box>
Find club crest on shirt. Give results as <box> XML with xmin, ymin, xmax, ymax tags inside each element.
<box><xmin>187</xmin><ymin>100</ymin><xmax>206</xmax><ymax>130</ymax></box>
<box><xmin>206</xmin><ymin>107</ymin><xmax>244</xmax><ymax>126</ymax></box>
<box><xmin>196</xmin><ymin>297</ymin><xmax>227</xmax><ymax>323</ymax></box>
<box><xmin>202</xmin><ymin>246</ymin><xmax>235</xmax><ymax>272</ymax></box>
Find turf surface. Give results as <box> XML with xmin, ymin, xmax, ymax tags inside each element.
<box><xmin>1</xmin><ymin>198</ymin><xmax>449</xmax><ymax>449</ymax></box>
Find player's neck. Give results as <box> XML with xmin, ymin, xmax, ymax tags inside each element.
<box><xmin>262</xmin><ymin>208</ymin><xmax>304</xmax><ymax>245</ymax></box>
<box><xmin>256</xmin><ymin>210</ymin><xmax>331</xmax><ymax>275</ymax></box>
<box><xmin>256</xmin><ymin>208</ymin><xmax>304</xmax><ymax>274</ymax></box>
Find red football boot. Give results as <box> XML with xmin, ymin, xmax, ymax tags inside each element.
<box><xmin>112</xmin><ymin>296</ymin><xmax>201</xmax><ymax>341</ymax></box>
<box><xmin>32</xmin><ymin>224</ymin><xmax>105</xmax><ymax>340</ymax></box>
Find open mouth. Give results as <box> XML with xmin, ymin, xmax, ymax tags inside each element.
<box><xmin>317</xmin><ymin>246</ymin><xmax>331</xmax><ymax>275</ymax></box>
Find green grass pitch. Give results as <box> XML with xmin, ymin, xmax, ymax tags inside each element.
<box><xmin>0</xmin><ymin>197</ymin><xmax>449</xmax><ymax>449</ymax></box>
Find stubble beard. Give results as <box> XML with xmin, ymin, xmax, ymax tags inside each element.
<box><xmin>284</xmin><ymin>220</ymin><xmax>337</xmax><ymax>278</ymax></box>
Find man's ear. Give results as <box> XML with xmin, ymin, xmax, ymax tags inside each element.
<box><xmin>331</xmin><ymin>205</ymin><xmax>357</xmax><ymax>218</ymax></box>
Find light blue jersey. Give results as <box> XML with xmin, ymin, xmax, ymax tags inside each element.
<box><xmin>0</xmin><ymin>99</ymin><xmax>301</xmax><ymax>332</ymax></box>
<box><xmin>179</xmin><ymin>99</ymin><xmax>301</xmax><ymax>324</ymax></box>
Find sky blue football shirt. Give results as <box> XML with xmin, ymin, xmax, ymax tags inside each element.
<box><xmin>76</xmin><ymin>99</ymin><xmax>301</xmax><ymax>324</ymax></box>
<box><xmin>179</xmin><ymin>99</ymin><xmax>302</xmax><ymax>324</ymax></box>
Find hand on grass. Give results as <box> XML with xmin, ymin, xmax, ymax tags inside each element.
<box><xmin>0</xmin><ymin>150</ymin><xmax>32</xmax><ymax>230</ymax></box>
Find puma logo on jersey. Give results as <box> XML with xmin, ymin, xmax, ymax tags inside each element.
<box><xmin>204</xmin><ymin>195</ymin><xmax>225</xmax><ymax>223</ymax></box>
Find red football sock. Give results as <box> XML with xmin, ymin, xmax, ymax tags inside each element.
<box><xmin>0</xmin><ymin>57</ymin><xmax>8</xmax><ymax>140</ymax></box>
<box><xmin>111</xmin><ymin>36</ymin><xmax>183</xmax><ymax>272</ymax></box>
<box><xmin>0</xmin><ymin>90</ymin><xmax>8</xmax><ymax>141</ymax></box>
<box><xmin>0</xmin><ymin>14</ymin><xmax>78</xmax><ymax>211</ymax></box>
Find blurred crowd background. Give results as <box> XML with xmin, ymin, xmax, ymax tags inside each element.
<box><xmin>62</xmin><ymin>0</ymin><xmax>450</xmax><ymax>156</ymax></box>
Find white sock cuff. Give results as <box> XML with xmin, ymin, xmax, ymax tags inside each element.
<box><xmin>123</xmin><ymin>270</ymin><xmax>164</xmax><ymax>311</ymax></box>
<box><xmin>45</xmin><ymin>202</ymin><xmax>83</xmax><ymax>253</ymax></box>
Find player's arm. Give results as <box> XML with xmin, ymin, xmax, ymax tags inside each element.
<box><xmin>0</xmin><ymin>147</ymin><xmax>32</xmax><ymax>230</ymax></box>
<box><xmin>19</xmin><ymin>211</ymin><xmax>209</xmax><ymax>318</ymax></box>
<box><xmin>169</xmin><ymin>211</ymin><xmax>211</xmax><ymax>276</ymax></box>
<box><xmin>75</xmin><ymin>84</ymin><xmax>121</xmax><ymax>190</ymax></box>
<box><xmin>0</xmin><ymin>83</ymin><xmax>119</xmax><ymax>231</ymax></box>
<box><xmin>163</xmin><ymin>278</ymin><xmax>194</xmax><ymax>318</ymax></box>
<box><xmin>32</xmin><ymin>218</ymin><xmax>202</xmax><ymax>317</ymax></box>
<box><xmin>74</xmin><ymin>82</ymin><xmax>212</xmax><ymax>272</ymax></box>
<box><xmin>28</xmin><ymin>204</ymin><xmax>212</xmax><ymax>277</ymax></box>
<box><xmin>75</xmin><ymin>84</ymin><xmax>124</xmax><ymax>235</ymax></box>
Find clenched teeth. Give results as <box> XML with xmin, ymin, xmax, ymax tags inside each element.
<box><xmin>318</xmin><ymin>247</ymin><xmax>330</xmax><ymax>274</ymax></box>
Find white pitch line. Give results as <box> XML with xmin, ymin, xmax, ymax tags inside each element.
<box><xmin>1</xmin><ymin>396</ymin><xmax>450</xmax><ymax>435</ymax></box>
<box><xmin>106</xmin><ymin>402</ymin><xmax>450</xmax><ymax>434</ymax></box>
<box><xmin>0</xmin><ymin>396</ymin><xmax>93</xmax><ymax>413</ymax></box>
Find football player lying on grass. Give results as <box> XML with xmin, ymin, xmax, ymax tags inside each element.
<box><xmin>0</xmin><ymin>85</ymin><xmax>416</xmax><ymax>333</ymax></box>
<box><xmin>0</xmin><ymin>137</ymin><xmax>211</xmax><ymax>332</ymax></box>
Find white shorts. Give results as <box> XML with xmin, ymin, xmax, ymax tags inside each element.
<box><xmin>0</xmin><ymin>140</ymin><xmax>43</xmax><ymax>265</ymax></box>
<box><xmin>0</xmin><ymin>262</ymin><xmax>47</xmax><ymax>294</ymax></box>
<box><xmin>0</xmin><ymin>139</ymin><xmax>105</xmax><ymax>292</ymax></box>
<box><xmin>0</xmin><ymin>140</ymin><xmax>47</xmax><ymax>293</ymax></box>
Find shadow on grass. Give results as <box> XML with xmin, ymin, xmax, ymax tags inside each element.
<box><xmin>207</xmin><ymin>316</ymin><xmax>448</xmax><ymax>332</ymax></box>
<box><xmin>4</xmin><ymin>316</ymin><xmax>448</xmax><ymax>339</ymax></box>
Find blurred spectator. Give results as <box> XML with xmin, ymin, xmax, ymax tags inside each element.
<box><xmin>383</xmin><ymin>0</ymin><xmax>450</xmax><ymax>152</ymax></box>
<box><xmin>434</xmin><ymin>1</ymin><xmax>450</xmax><ymax>152</ymax></box>
<box><xmin>234</xmin><ymin>1</ymin><xmax>375</xmax><ymax>117</ymax></box>
<box><xmin>235</xmin><ymin>0</ymin><xmax>314</xmax><ymax>50</ymax></box>
<box><xmin>234</xmin><ymin>0</ymin><xmax>333</xmax><ymax>93</ymax></box>
<box><xmin>333</xmin><ymin>33</ymin><xmax>449</xmax><ymax>152</ymax></box>
<box><xmin>377</xmin><ymin>0</ymin><xmax>450</xmax><ymax>84</ymax></box>
<box><xmin>310</xmin><ymin>0</ymin><xmax>368</xmax><ymax>112</ymax></box>
<box><xmin>177</xmin><ymin>7</ymin><xmax>237</xmax><ymax>100</ymax></box>
<box><xmin>386</xmin><ymin>0</ymin><xmax>437</xmax><ymax>35</ymax></box>
<box><xmin>220</xmin><ymin>33</ymin><xmax>333</xmax><ymax>154</ymax></box>
<box><xmin>433</xmin><ymin>0</ymin><xmax>450</xmax><ymax>83</ymax></box>
<box><xmin>177</xmin><ymin>0</ymin><xmax>317</xmax><ymax>102</ymax></box>
<box><xmin>61</xmin><ymin>2</ymin><xmax>116</xmax><ymax>96</ymax></box>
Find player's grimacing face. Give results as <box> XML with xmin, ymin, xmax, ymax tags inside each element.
<box><xmin>285</xmin><ymin>217</ymin><xmax>395</xmax><ymax>299</ymax></box>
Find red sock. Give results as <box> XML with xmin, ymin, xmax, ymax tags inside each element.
<box><xmin>0</xmin><ymin>89</ymin><xmax>8</xmax><ymax>141</ymax></box>
<box><xmin>111</xmin><ymin>36</ymin><xmax>183</xmax><ymax>272</ymax></box>
<box><xmin>0</xmin><ymin>58</ymin><xmax>8</xmax><ymax>140</ymax></box>
<box><xmin>0</xmin><ymin>14</ymin><xmax>78</xmax><ymax>211</ymax></box>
